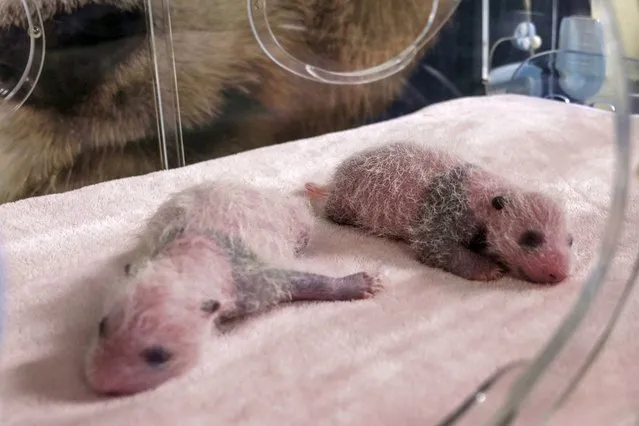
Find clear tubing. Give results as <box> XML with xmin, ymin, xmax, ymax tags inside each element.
<box><xmin>144</xmin><ymin>0</ymin><xmax>186</xmax><ymax>170</ymax></box>
<box><xmin>435</xmin><ymin>361</ymin><xmax>531</xmax><ymax>426</ymax></box>
<box><xmin>247</xmin><ymin>0</ymin><xmax>460</xmax><ymax>85</ymax></box>
<box><xmin>0</xmin><ymin>0</ymin><xmax>45</xmax><ymax>122</ymax></box>
<box><xmin>438</xmin><ymin>2</ymin><xmax>634</xmax><ymax>424</ymax></box>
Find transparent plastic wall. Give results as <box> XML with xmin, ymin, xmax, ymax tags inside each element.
<box><xmin>0</xmin><ymin>0</ymin><xmax>636</xmax><ymax>425</ymax></box>
<box><xmin>0</xmin><ymin>0</ymin><xmax>164</xmax><ymax>202</ymax></box>
<box><xmin>152</xmin><ymin>0</ymin><xmax>460</xmax><ymax>166</ymax></box>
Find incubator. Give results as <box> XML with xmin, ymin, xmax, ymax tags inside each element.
<box><xmin>0</xmin><ymin>0</ymin><xmax>636</xmax><ymax>424</ymax></box>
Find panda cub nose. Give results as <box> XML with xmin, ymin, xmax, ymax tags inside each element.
<box><xmin>546</xmin><ymin>271</ymin><xmax>567</xmax><ymax>284</ymax></box>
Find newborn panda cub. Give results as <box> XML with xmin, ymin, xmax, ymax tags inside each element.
<box><xmin>84</xmin><ymin>180</ymin><xmax>383</xmax><ymax>396</ymax></box>
<box><xmin>305</xmin><ymin>141</ymin><xmax>573</xmax><ymax>284</ymax></box>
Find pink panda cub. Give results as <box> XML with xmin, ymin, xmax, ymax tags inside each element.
<box><xmin>84</xmin><ymin>180</ymin><xmax>383</xmax><ymax>396</ymax></box>
<box><xmin>305</xmin><ymin>141</ymin><xmax>573</xmax><ymax>284</ymax></box>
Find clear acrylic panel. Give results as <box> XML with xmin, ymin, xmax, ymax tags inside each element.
<box><xmin>0</xmin><ymin>0</ymin><xmax>162</xmax><ymax>203</ymax></box>
<box><xmin>166</xmin><ymin>0</ymin><xmax>460</xmax><ymax>163</ymax></box>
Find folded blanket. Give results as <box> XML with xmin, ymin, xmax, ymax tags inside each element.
<box><xmin>1</xmin><ymin>94</ymin><xmax>638</xmax><ymax>426</ymax></box>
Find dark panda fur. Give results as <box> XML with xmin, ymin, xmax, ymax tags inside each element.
<box><xmin>0</xmin><ymin>0</ymin><xmax>459</xmax><ymax>203</ymax></box>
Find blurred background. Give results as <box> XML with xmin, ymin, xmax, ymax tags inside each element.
<box><xmin>374</xmin><ymin>0</ymin><xmax>638</xmax><ymax>123</ymax></box>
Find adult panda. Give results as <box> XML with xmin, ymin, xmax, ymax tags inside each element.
<box><xmin>0</xmin><ymin>0</ymin><xmax>458</xmax><ymax>203</ymax></box>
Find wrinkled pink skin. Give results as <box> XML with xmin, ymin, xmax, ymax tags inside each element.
<box><xmin>84</xmin><ymin>181</ymin><xmax>384</xmax><ymax>396</ymax></box>
<box><xmin>84</xmin><ymin>233</ymin><xmax>234</xmax><ymax>396</ymax></box>
<box><xmin>306</xmin><ymin>142</ymin><xmax>573</xmax><ymax>284</ymax></box>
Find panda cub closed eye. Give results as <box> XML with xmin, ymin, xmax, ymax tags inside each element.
<box><xmin>141</xmin><ymin>346</ymin><xmax>173</xmax><ymax>366</ymax></box>
<box><xmin>98</xmin><ymin>315</ymin><xmax>174</xmax><ymax>367</ymax></box>
<box><xmin>519</xmin><ymin>230</ymin><xmax>545</xmax><ymax>248</ymax></box>
<box><xmin>98</xmin><ymin>316</ymin><xmax>108</xmax><ymax>338</ymax></box>
<box><xmin>491</xmin><ymin>196</ymin><xmax>507</xmax><ymax>210</ymax></box>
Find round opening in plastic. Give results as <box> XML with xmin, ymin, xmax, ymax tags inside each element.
<box><xmin>0</xmin><ymin>0</ymin><xmax>45</xmax><ymax>123</ymax></box>
<box><xmin>248</xmin><ymin>0</ymin><xmax>460</xmax><ymax>85</ymax></box>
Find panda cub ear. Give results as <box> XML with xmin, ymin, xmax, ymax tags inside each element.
<box><xmin>491</xmin><ymin>196</ymin><xmax>507</xmax><ymax>210</ymax></box>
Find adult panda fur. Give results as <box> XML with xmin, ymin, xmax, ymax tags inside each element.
<box><xmin>0</xmin><ymin>0</ymin><xmax>458</xmax><ymax>203</ymax></box>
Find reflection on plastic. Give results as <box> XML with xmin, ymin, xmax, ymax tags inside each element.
<box><xmin>247</xmin><ymin>0</ymin><xmax>460</xmax><ymax>85</ymax></box>
<box><xmin>435</xmin><ymin>361</ymin><xmax>529</xmax><ymax>426</ymax></box>
<box><xmin>0</xmin><ymin>0</ymin><xmax>45</xmax><ymax>123</ymax></box>
<box><xmin>509</xmin><ymin>50</ymin><xmax>606</xmax><ymax>103</ymax></box>
<box><xmin>506</xmin><ymin>17</ymin><xmax>606</xmax><ymax>104</ymax></box>
<box><xmin>555</xmin><ymin>16</ymin><xmax>606</xmax><ymax>101</ymax></box>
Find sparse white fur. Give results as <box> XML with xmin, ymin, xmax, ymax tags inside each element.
<box><xmin>307</xmin><ymin>141</ymin><xmax>573</xmax><ymax>283</ymax></box>
<box><xmin>84</xmin><ymin>180</ymin><xmax>382</xmax><ymax>396</ymax></box>
<box><xmin>130</xmin><ymin>180</ymin><xmax>314</xmax><ymax>271</ymax></box>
